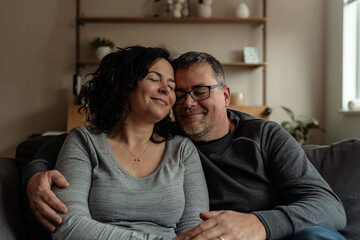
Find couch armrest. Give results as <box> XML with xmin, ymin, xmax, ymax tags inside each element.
<box><xmin>0</xmin><ymin>158</ymin><xmax>27</xmax><ymax>240</ymax></box>
<box><xmin>302</xmin><ymin>138</ymin><xmax>360</xmax><ymax>240</ymax></box>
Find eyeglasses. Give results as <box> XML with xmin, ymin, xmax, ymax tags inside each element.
<box><xmin>174</xmin><ymin>83</ymin><xmax>224</xmax><ymax>105</ymax></box>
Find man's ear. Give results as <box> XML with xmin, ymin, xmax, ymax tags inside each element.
<box><xmin>223</xmin><ymin>85</ymin><xmax>231</xmax><ymax>108</ymax></box>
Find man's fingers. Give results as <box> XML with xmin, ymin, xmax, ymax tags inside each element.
<box><xmin>31</xmin><ymin>197</ymin><xmax>63</xmax><ymax>224</ymax></box>
<box><xmin>184</xmin><ymin>217</ymin><xmax>218</xmax><ymax>239</ymax></box>
<box><xmin>200</xmin><ymin>211</ymin><xmax>224</xmax><ymax>220</ymax></box>
<box><xmin>26</xmin><ymin>170</ymin><xmax>69</xmax><ymax>233</ymax></box>
<box><xmin>43</xmin><ymin>190</ymin><xmax>68</xmax><ymax>214</ymax></box>
<box><xmin>210</xmin><ymin>233</ymin><xmax>230</xmax><ymax>240</ymax></box>
<box><xmin>33</xmin><ymin>210</ymin><xmax>56</xmax><ymax>232</ymax></box>
<box><xmin>50</xmin><ymin>170</ymin><xmax>69</xmax><ymax>188</ymax></box>
<box><xmin>192</xmin><ymin>224</ymin><xmax>223</xmax><ymax>240</ymax></box>
<box><xmin>30</xmin><ymin>199</ymin><xmax>61</xmax><ymax>232</ymax></box>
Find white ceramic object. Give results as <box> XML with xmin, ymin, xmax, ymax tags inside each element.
<box><xmin>236</xmin><ymin>3</ymin><xmax>250</xmax><ymax>18</ymax></box>
<box><xmin>173</xmin><ymin>9</ymin><xmax>182</xmax><ymax>18</ymax></box>
<box><xmin>174</xmin><ymin>3</ymin><xmax>182</xmax><ymax>10</ymax></box>
<box><xmin>348</xmin><ymin>98</ymin><xmax>360</xmax><ymax>110</ymax></box>
<box><xmin>95</xmin><ymin>46</ymin><xmax>112</xmax><ymax>60</ymax></box>
<box><xmin>197</xmin><ymin>4</ymin><xmax>212</xmax><ymax>18</ymax></box>
<box><xmin>202</xmin><ymin>0</ymin><xmax>213</xmax><ymax>5</ymax></box>
<box><xmin>230</xmin><ymin>92</ymin><xmax>245</xmax><ymax>106</ymax></box>
<box><xmin>182</xmin><ymin>8</ymin><xmax>190</xmax><ymax>17</ymax></box>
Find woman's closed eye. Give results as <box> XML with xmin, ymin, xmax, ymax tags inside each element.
<box><xmin>167</xmin><ymin>82</ymin><xmax>176</xmax><ymax>91</ymax></box>
<box><xmin>148</xmin><ymin>78</ymin><xmax>175</xmax><ymax>90</ymax></box>
<box><xmin>147</xmin><ymin>77</ymin><xmax>160</xmax><ymax>82</ymax></box>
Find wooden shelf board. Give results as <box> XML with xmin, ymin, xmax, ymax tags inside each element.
<box><xmin>78</xmin><ymin>16</ymin><xmax>266</xmax><ymax>25</ymax></box>
<box><xmin>222</xmin><ymin>62</ymin><xmax>267</xmax><ymax>67</ymax></box>
<box><xmin>78</xmin><ymin>61</ymin><xmax>267</xmax><ymax>68</ymax></box>
<box><xmin>228</xmin><ymin>105</ymin><xmax>270</xmax><ymax>120</ymax></box>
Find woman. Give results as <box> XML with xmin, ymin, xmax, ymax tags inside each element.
<box><xmin>51</xmin><ymin>46</ymin><xmax>209</xmax><ymax>240</ymax></box>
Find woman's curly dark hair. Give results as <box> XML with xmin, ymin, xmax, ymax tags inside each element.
<box><xmin>80</xmin><ymin>45</ymin><xmax>179</xmax><ymax>143</ymax></box>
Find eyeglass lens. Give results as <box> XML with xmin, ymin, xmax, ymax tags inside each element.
<box><xmin>175</xmin><ymin>86</ymin><xmax>209</xmax><ymax>103</ymax></box>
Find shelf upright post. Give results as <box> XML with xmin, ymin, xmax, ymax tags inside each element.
<box><xmin>75</xmin><ymin>0</ymin><xmax>80</xmax><ymax>75</ymax></box>
<box><xmin>73</xmin><ymin>0</ymin><xmax>82</xmax><ymax>104</ymax></box>
<box><xmin>262</xmin><ymin>0</ymin><xmax>267</xmax><ymax>106</ymax></box>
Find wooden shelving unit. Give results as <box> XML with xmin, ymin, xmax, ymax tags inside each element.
<box><xmin>77</xmin><ymin>16</ymin><xmax>266</xmax><ymax>24</ymax></box>
<box><xmin>75</xmin><ymin>0</ymin><xmax>267</xmax><ymax>106</ymax></box>
<box><xmin>77</xmin><ymin>60</ymin><xmax>267</xmax><ymax>68</ymax></box>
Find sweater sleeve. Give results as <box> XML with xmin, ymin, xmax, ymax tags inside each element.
<box><xmin>51</xmin><ymin>128</ymin><xmax>164</xmax><ymax>240</ymax></box>
<box><xmin>253</xmin><ymin>121</ymin><xmax>346</xmax><ymax>240</ymax></box>
<box><xmin>21</xmin><ymin>134</ymin><xmax>67</xmax><ymax>194</ymax></box>
<box><xmin>176</xmin><ymin>139</ymin><xmax>209</xmax><ymax>234</ymax></box>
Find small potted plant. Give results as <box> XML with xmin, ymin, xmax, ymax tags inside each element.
<box><xmin>90</xmin><ymin>37</ymin><xmax>115</xmax><ymax>60</ymax></box>
<box><xmin>278</xmin><ymin>106</ymin><xmax>326</xmax><ymax>144</ymax></box>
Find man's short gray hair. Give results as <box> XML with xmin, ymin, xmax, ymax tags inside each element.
<box><xmin>172</xmin><ymin>51</ymin><xmax>225</xmax><ymax>85</ymax></box>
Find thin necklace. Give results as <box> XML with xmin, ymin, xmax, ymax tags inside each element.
<box><xmin>121</xmin><ymin>141</ymin><xmax>150</xmax><ymax>162</ymax></box>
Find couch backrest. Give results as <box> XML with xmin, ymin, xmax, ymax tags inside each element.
<box><xmin>14</xmin><ymin>135</ymin><xmax>360</xmax><ymax>239</ymax></box>
<box><xmin>302</xmin><ymin>138</ymin><xmax>360</xmax><ymax>240</ymax></box>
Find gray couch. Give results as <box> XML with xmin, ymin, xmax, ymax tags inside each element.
<box><xmin>1</xmin><ymin>137</ymin><xmax>359</xmax><ymax>239</ymax></box>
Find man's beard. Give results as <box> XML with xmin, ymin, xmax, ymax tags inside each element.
<box><xmin>177</xmin><ymin>107</ymin><xmax>208</xmax><ymax>140</ymax></box>
<box><xmin>181</xmin><ymin>117</ymin><xmax>207</xmax><ymax>139</ymax></box>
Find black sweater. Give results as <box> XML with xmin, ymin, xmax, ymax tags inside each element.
<box><xmin>194</xmin><ymin>110</ymin><xmax>346</xmax><ymax>239</ymax></box>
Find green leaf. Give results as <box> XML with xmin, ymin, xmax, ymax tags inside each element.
<box><xmin>294</xmin><ymin>129</ymin><xmax>305</xmax><ymax>144</ymax></box>
<box><xmin>295</xmin><ymin>120</ymin><xmax>306</xmax><ymax>128</ymax></box>
<box><xmin>90</xmin><ymin>37</ymin><xmax>115</xmax><ymax>49</ymax></box>
<box><xmin>277</xmin><ymin>106</ymin><xmax>326</xmax><ymax>144</ymax></box>
<box><xmin>281</xmin><ymin>121</ymin><xmax>293</xmax><ymax>132</ymax></box>
<box><xmin>280</xmin><ymin>106</ymin><xmax>295</xmax><ymax>122</ymax></box>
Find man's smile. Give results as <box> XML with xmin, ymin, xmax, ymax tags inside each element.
<box><xmin>179</xmin><ymin>108</ymin><xmax>208</xmax><ymax>121</ymax></box>
<box><xmin>181</xmin><ymin>112</ymin><xmax>203</xmax><ymax>119</ymax></box>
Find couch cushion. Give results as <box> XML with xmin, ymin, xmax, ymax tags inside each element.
<box><xmin>302</xmin><ymin>138</ymin><xmax>360</xmax><ymax>240</ymax></box>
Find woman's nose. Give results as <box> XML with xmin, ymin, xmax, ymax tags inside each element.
<box><xmin>159</xmin><ymin>83</ymin><xmax>170</xmax><ymax>95</ymax></box>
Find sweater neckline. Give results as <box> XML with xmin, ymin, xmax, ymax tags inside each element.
<box><xmin>103</xmin><ymin>132</ymin><xmax>170</xmax><ymax>180</ymax></box>
<box><xmin>194</xmin><ymin>111</ymin><xmax>240</xmax><ymax>153</ymax></box>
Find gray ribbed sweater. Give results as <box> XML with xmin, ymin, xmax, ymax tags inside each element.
<box><xmin>194</xmin><ymin>110</ymin><xmax>346</xmax><ymax>239</ymax></box>
<box><xmin>51</xmin><ymin>126</ymin><xmax>209</xmax><ymax>240</ymax></box>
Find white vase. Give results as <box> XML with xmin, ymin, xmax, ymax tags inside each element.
<box><xmin>236</xmin><ymin>3</ymin><xmax>250</xmax><ymax>18</ymax></box>
<box><xmin>230</xmin><ymin>92</ymin><xmax>245</xmax><ymax>106</ymax></box>
<box><xmin>96</xmin><ymin>46</ymin><xmax>112</xmax><ymax>60</ymax></box>
<box><xmin>202</xmin><ymin>0</ymin><xmax>213</xmax><ymax>5</ymax></box>
<box><xmin>197</xmin><ymin>4</ymin><xmax>212</xmax><ymax>18</ymax></box>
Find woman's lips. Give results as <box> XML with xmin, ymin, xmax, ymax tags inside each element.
<box><xmin>152</xmin><ymin>97</ymin><xmax>167</xmax><ymax>106</ymax></box>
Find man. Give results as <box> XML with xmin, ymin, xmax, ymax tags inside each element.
<box><xmin>24</xmin><ymin>51</ymin><xmax>346</xmax><ymax>240</ymax></box>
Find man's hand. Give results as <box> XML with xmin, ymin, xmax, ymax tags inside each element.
<box><xmin>174</xmin><ymin>210</ymin><xmax>266</xmax><ymax>240</ymax></box>
<box><xmin>26</xmin><ymin>170</ymin><xmax>69</xmax><ymax>232</ymax></box>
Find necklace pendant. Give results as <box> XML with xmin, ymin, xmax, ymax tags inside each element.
<box><xmin>121</xmin><ymin>141</ymin><xmax>149</xmax><ymax>163</ymax></box>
